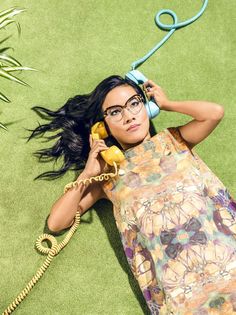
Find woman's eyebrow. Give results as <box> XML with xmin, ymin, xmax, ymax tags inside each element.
<box><xmin>104</xmin><ymin>94</ymin><xmax>138</xmax><ymax>110</ymax></box>
<box><xmin>104</xmin><ymin>104</ymin><xmax>123</xmax><ymax>111</ymax></box>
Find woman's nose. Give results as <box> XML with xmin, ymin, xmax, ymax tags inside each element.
<box><xmin>122</xmin><ymin>107</ymin><xmax>135</xmax><ymax>122</ymax></box>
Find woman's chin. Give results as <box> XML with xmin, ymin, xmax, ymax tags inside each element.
<box><xmin>120</xmin><ymin>132</ymin><xmax>150</xmax><ymax>149</ymax></box>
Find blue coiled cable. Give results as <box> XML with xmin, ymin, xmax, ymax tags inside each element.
<box><xmin>131</xmin><ymin>0</ymin><xmax>208</xmax><ymax>70</ymax></box>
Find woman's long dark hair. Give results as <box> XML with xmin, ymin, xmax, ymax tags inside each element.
<box><xmin>26</xmin><ymin>75</ymin><xmax>147</xmax><ymax>180</ymax></box>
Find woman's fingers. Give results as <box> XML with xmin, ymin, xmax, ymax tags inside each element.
<box><xmin>89</xmin><ymin>134</ymin><xmax>107</xmax><ymax>148</ymax></box>
<box><xmin>143</xmin><ymin>80</ymin><xmax>164</xmax><ymax>102</ymax></box>
<box><xmin>92</xmin><ymin>142</ymin><xmax>108</xmax><ymax>152</ymax></box>
<box><xmin>90</xmin><ymin>141</ymin><xmax>109</xmax><ymax>155</ymax></box>
<box><xmin>143</xmin><ymin>79</ymin><xmax>161</xmax><ymax>90</ymax></box>
<box><xmin>90</xmin><ymin>139</ymin><xmax>106</xmax><ymax>147</ymax></box>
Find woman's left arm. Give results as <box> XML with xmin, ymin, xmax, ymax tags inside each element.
<box><xmin>143</xmin><ymin>80</ymin><xmax>225</xmax><ymax>149</ymax></box>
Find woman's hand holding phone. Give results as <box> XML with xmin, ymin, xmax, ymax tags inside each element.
<box><xmin>143</xmin><ymin>80</ymin><xmax>170</xmax><ymax>110</ymax></box>
<box><xmin>82</xmin><ymin>134</ymin><xmax>109</xmax><ymax>178</ymax></box>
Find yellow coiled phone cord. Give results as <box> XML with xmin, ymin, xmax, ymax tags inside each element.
<box><xmin>2</xmin><ymin>162</ymin><xmax>118</xmax><ymax>315</ymax></box>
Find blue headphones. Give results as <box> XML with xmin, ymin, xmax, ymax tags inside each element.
<box><xmin>125</xmin><ymin>70</ymin><xmax>160</xmax><ymax>119</ymax></box>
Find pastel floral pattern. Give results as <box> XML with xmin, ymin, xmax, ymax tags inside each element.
<box><xmin>160</xmin><ymin>217</ymin><xmax>207</xmax><ymax>259</ymax></box>
<box><xmin>102</xmin><ymin>127</ymin><xmax>236</xmax><ymax>315</ymax></box>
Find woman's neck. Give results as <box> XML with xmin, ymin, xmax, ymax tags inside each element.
<box><xmin>121</xmin><ymin>131</ymin><xmax>151</xmax><ymax>151</ymax></box>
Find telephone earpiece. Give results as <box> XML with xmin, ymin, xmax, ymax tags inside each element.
<box><xmin>125</xmin><ymin>70</ymin><xmax>160</xmax><ymax>119</ymax></box>
<box><xmin>91</xmin><ymin>121</ymin><xmax>125</xmax><ymax>166</ymax></box>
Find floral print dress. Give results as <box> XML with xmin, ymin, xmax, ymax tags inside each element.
<box><xmin>101</xmin><ymin>127</ymin><xmax>236</xmax><ymax>315</ymax></box>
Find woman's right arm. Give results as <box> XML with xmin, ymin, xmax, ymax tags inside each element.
<box><xmin>47</xmin><ymin>134</ymin><xmax>110</xmax><ymax>233</ymax></box>
<box><xmin>47</xmin><ymin>171</ymin><xmax>108</xmax><ymax>233</ymax></box>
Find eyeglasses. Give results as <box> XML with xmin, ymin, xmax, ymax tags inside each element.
<box><xmin>103</xmin><ymin>94</ymin><xmax>144</xmax><ymax>122</ymax></box>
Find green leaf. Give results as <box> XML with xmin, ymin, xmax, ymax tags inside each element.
<box><xmin>0</xmin><ymin>19</ymin><xmax>15</xmax><ymax>29</ymax></box>
<box><xmin>0</xmin><ymin>122</ymin><xmax>8</xmax><ymax>130</ymax></box>
<box><xmin>16</xmin><ymin>21</ymin><xmax>21</xmax><ymax>37</ymax></box>
<box><xmin>0</xmin><ymin>7</ymin><xmax>26</xmax><ymax>34</ymax></box>
<box><xmin>0</xmin><ymin>54</ymin><xmax>21</xmax><ymax>66</ymax></box>
<box><xmin>0</xmin><ymin>7</ymin><xmax>26</xmax><ymax>20</ymax></box>
<box><xmin>8</xmin><ymin>7</ymin><xmax>26</xmax><ymax>17</ymax></box>
<box><xmin>0</xmin><ymin>35</ymin><xmax>12</xmax><ymax>45</ymax></box>
<box><xmin>2</xmin><ymin>66</ymin><xmax>32</xmax><ymax>71</ymax></box>
<box><xmin>0</xmin><ymin>47</ymin><xmax>12</xmax><ymax>54</ymax></box>
<box><xmin>0</xmin><ymin>7</ymin><xmax>18</xmax><ymax>18</ymax></box>
<box><xmin>0</xmin><ymin>68</ymin><xmax>28</xmax><ymax>86</ymax></box>
<box><xmin>0</xmin><ymin>91</ymin><xmax>10</xmax><ymax>102</ymax></box>
<box><xmin>1</xmin><ymin>66</ymin><xmax>38</xmax><ymax>72</ymax></box>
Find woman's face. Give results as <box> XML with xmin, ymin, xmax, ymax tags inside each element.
<box><xmin>102</xmin><ymin>84</ymin><xmax>150</xmax><ymax>150</ymax></box>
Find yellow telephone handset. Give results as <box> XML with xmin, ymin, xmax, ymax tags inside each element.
<box><xmin>91</xmin><ymin>121</ymin><xmax>125</xmax><ymax>166</ymax></box>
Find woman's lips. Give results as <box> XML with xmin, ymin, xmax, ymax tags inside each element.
<box><xmin>127</xmin><ymin>124</ymin><xmax>140</xmax><ymax>131</ymax></box>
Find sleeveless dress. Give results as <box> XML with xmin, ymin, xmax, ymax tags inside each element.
<box><xmin>101</xmin><ymin>127</ymin><xmax>236</xmax><ymax>315</ymax></box>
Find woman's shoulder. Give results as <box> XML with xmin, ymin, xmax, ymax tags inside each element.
<box><xmin>153</xmin><ymin>126</ymin><xmax>194</xmax><ymax>152</ymax></box>
<box><xmin>152</xmin><ymin>126</ymin><xmax>183</xmax><ymax>143</ymax></box>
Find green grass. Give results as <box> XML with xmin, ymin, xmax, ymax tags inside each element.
<box><xmin>0</xmin><ymin>0</ymin><xmax>235</xmax><ymax>314</ymax></box>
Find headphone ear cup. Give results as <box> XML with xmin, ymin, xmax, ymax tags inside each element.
<box><xmin>145</xmin><ymin>100</ymin><xmax>160</xmax><ymax>119</ymax></box>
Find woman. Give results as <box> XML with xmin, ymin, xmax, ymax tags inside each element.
<box><xmin>27</xmin><ymin>75</ymin><xmax>236</xmax><ymax>314</ymax></box>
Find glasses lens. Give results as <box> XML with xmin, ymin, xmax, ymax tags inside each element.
<box><xmin>127</xmin><ymin>95</ymin><xmax>143</xmax><ymax>114</ymax></box>
<box><xmin>106</xmin><ymin>94</ymin><xmax>144</xmax><ymax>122</ymax></box>
<box><xmin>106</xmin><ymin>106</ymin><xmax>123</xmax><ymax>122</ymax></box>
